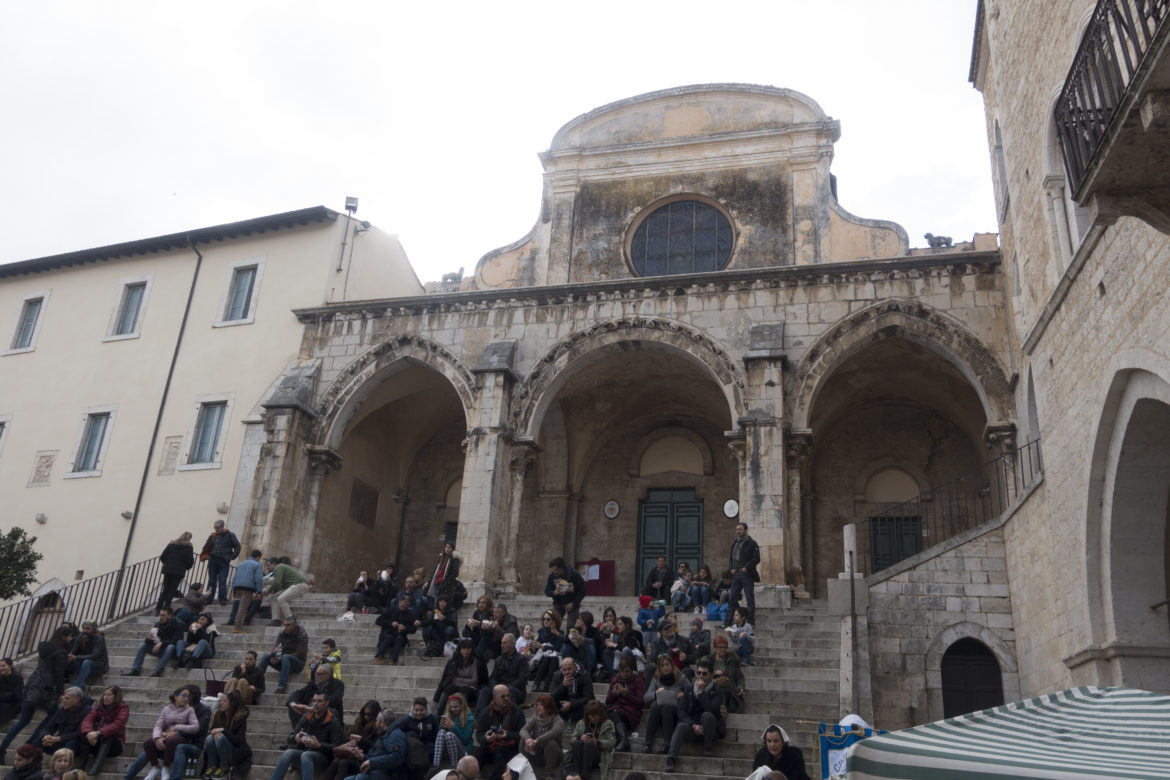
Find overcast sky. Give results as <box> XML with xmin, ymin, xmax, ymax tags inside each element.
<box><xmin>0</xmin><ymin>1</ymin><xmax>994</xmax><ymax>284</ymax></box>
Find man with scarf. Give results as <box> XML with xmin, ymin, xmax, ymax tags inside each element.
<box><xmin>473</xmin><ymin>685</ymin><xmax>524</xmax><ymax>780</ymax></box>
<box><xmin>664</xmin><ymin>661</ymin><xmax>725</xmax><ymax>773</ymax></box>
<box><xmin>200</xmin><ymin>520</ymin><xmax>241</xmax><ymax>605</ymax></box>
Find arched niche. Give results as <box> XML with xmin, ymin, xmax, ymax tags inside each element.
<box><xmin>629</xmin><ymin>426</ymin><xmax>714</xmax><ymax>477</ymax></box>
<box><xmin>925</xmin><ymin>621</ymin><xmax>1019</xmax><ymax>722</ymax></box>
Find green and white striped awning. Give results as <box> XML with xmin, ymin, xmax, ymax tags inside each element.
<box><xmin>846</xmin><ymin>686</ymin><xmax>1170</xmax><ymax>780</ymax></box>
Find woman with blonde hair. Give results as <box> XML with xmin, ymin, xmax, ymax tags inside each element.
<box><xmin>434</xmin><ymin>691</ymin><xmax>475</xmax><ymax>769</ymax></box>
<box><xmin>44</xmin><ymin>748</ymin><xmax>74</xmax><ymax>780</ymax></box>
<box><xmin>157</xmin><ymin>532</ymin><xmax>194</xmax><ymax>611</ymax></box>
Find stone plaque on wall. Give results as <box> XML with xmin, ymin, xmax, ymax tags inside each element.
<box><xmin>158</xmin><ymin>436</ymin><xmax>183</xmax><ymax>476</ymax></box>
<box><xmin>28</xmin><ymin>450</ymin><xmax>57</xmax><ymax>487</ymax></box>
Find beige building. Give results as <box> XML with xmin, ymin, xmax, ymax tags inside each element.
<box><xmin>0</xmin><ymin>206</ymin><xmax>422</xmax><ymax>598</ymax></box>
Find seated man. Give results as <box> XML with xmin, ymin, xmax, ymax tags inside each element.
<box><xmin>550</xmin><ymin>657</ymin><xmax>594</xmax><ymax>725</ymax></box>
<box><xmin>643</xmin><ymin>556</ymin><xmax>674</xmax><ymax>602</ymax></box>
<box><xmin>375</xmin><ymin>595</ymin><xmax>420</xmax><ymax>666</ymax></box>
<box><xmin>259</xmin><ymin>618</ymin><xmax>310</xmax><ymax>695</ymax></box>
<box><xmin>124</xmin><ymin>607</ymin><xmax>185</xmax><ymax>677</ymax></box>
<box><xmin>173</xmin><ymin>583</ymin><xmax>209</xmax><ymax>626</ymax></box>
<box><xmin>664</xmin><ymin>661</ymin><xmax>725</xmax><ymax>773</ymax></box>
<box><xmin>397</xmin><ymin>576</ymin><xmax>428</xmax><ymax>614</ymax></box>
<box><xmin>287</xmin><ymin>665</ymin><xmax>345</xmax><ymax>729</ymax></box>
<box><xmin>68</xmin><ymin>620</ymin><xmax>109</xmax><ymax>689</ymax></box>
<box><xmin>356</xmin><ymin>709</ymin><xmax>408</xmax><ymax>780</ymax></box>
<box><xmin>427</xmin><ymin>755</ymin><xmax>478</xmax><ymax>780</ymax></box>
<box><xmin>268</xmin><ymin>692</ymin><xmax>342</xmax><ymax>780</ymax></box>
<box><xmin>544</xmin><ymin>558</ymin><xmax>586</xmax><ymax>621</ymax></box>
<box><xmin>475</xmin><ymin>604</ymin><xmax>519</xmax><ymax>660</ymax></box>
<box><xmin>475</xmin><ymin>634</ymin><xmax>527</xmax><ymax>715</ymax></box>
<box><xmin>473</xmin><ymin>685</ymin><xmax>524</xmax><ymax>780</ymax></box>
<box><xmin>28</xmin><ymin>687</ymin><xmax>91</xmax><ymax>752</ymax></box>
<box><xmin>645</xmin><ymin>619</ymin><xmax>695</xmax><ymax>682</ymax></box>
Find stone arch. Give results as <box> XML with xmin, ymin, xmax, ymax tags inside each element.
<box><xmin>925</xmin><ymin>620</ymin><xmax>1019</xmax><ymax>722</ymax></box>
<box><xmin>852</xmin><ymin>458</ymin><xmax>929</xmax><ymax>502</ymax></box>
<box><xmin>1082</xmin><ymin>352</ymin><xmax>1170</xmax><ymax>688</ymax></box>
<box><xmin>511</xmin><ymin>317</ymin><xmax>746</xmax><ymax>440</ymax></box>
<box><xmin>315</xmin><ymin>335</ymin><xmax>477</xmax><ymax>450</ymax></box>
<box><xmin>627</xmin><ymin>425</ymin><xmax>716</xmax><ymax>477</ymax></box>
<box><xmin>789</xmin><ymin>300</ymin><xmax>1014</xmax><ymax>431</ymax></box>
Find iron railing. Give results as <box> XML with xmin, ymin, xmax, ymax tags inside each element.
<box><xmin>854</xmin><ymin>439</ymin><xmax>1044</xmax><ymax>578</ymax></box>
<box><xmin>0</xmin><ymin>556</ymin><xmax>231</xmax><ymax>659</ymax></box>
<box><xmin>1054</xmin><ymin>0</ymin><xmax>1169</xmax><ymax>190</ymax></box>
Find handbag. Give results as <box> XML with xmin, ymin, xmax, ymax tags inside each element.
<box><xmin>205</xmin><ymin>668</ymin><xmax>228</xmax><ymax>696</ymax></box>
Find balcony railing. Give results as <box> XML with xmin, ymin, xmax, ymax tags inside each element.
<box><xmin>854</xmin><ymin>439</ymin><xmax>1044</xmax><ymax>578</ymax></box>
<box><xmin>0</xmin><ymin>556</ymin><xmax>231</xmax><ymax>659</ymax></box>
<box><xmin>1054</xmin><ymin>0</ymin><xmax>1169</xmax><ymax>191</ymax></box>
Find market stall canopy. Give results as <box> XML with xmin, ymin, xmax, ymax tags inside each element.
<box><xmin>846</xmin><ymin>686</ymin><xmax>1170</xmax><ymax>779</ymax></box>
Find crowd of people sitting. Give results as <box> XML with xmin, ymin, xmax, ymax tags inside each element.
<box><xmin>0</xmin><ymin>527</ymin><xmax>812</xmax><ymax>780</ymax></box>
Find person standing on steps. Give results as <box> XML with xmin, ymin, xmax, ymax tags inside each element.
<box><xmin>230</xmin><ymin>549</ymin><xmax>265</xmax><ymax>632</ymax></box>
<box><xmin>727</xmin><ymin>522</ymin><xmax>760</xmax><ymax>626</ymax></box>
<box><xmin>200</xmin><ymin>520</ymin><xmax>241</xmax><ymax>606</ymax></box>
<box><xmin>157</xmin><ymin>533</ymin><xmax>195</xmax><ymax>612</ymax></box>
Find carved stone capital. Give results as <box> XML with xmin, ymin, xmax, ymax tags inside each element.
<box><xmin>306</xmin><ymin>444</ymin><xmax>343</xmax><ymax>475</ymax></box>
<box><xmin>785</xmin><ymin>429</ymin><xmax>813</xmax><ymax>467</ymax></box>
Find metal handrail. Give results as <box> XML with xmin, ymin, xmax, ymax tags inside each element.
<box><xmin>1054</xmin><ymin>0</ymin><xmax>1169</xmax><ymax>190</ymax></box>
<box><xmin>854</xmin><ymin>439</ymin><xmax>1044</xmax><ymax>578</ymax></box>
<box><xmin>0</xmin><ymin>555</ymin><xmax>233</xmax><ymax>659</ymax></box>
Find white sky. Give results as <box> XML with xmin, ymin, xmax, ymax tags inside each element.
<box><xmin>0</xmin><ymin>1</ymin><xmax>995</xmax><ymax>285</ymax></box>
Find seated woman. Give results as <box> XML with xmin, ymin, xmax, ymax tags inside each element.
<box><xmin>725</xmin><ymin>606</ymin><xmax>756</xmax><ymax>665</ymax></box>
<box><xmin>565</xmin><ymin>700</ymin><xmax>615</xmax><ymax>780</ymax></box>
<box><xmin>670</xmin><ymin>571</ymin><xmax>696</xmax><ymax>613</ymax></box>
<box><xmin>0</xmin><ymin>658</ymin><xmax>23</xmax><ymax>727</ymax></box>
<box><xmin>640</xmin><ymin>654</ymin><xmax>690</xmax><ymax>755</ymax></box>
<box><xmin>529</xmin><ymin>611</ymin><xmax>565</xmax><ymax>693</ymax></box>
<box><xmin>751</xmin><ymin>724</ymin><xmax>811</xmax><ymax>780</ymax></box>
<box><xmin>432</xmin><ymin>639</ymin><xmax>488</xmax><ymax>709</ymax></box>
<box><xmin>76</xmin><ymin>685</ymin><xmax>128</xmax><ymax>774</ymax></box>
<box><xmin>692</xmin><ymin>565</ymin><xmax>714</xmax><ymax>610</ymax></box>
<box><xmin>141</xmin><ymin>688</ymin><xmax>198</xmax><ymax>780</ymax></box>
<box><xmin>603</xmin><ymin>657</ymin><xmax>645</xmax><ymax>753</ymax></box>
<box><xmin>4</xmin><ymin>744</ymin><xmax>42</xmax><ymax>780</ymax></box>
<box><xmin>701</xmin><ymin>635</ymin><xmax>746</xmax><ymax>713</ymax></box>
<box><xmin>460</xmin><ymin>595</ymin><xmax>495</xmax><ymax>650</ymax></box>
<box><xmin>344</xmin><ymin>571</ymin><xmax>375</xmax><ymax>613</ymax></box>
<box><xmin>175</xmin><ymin>612</ymin><xmax>218</xmax><ymax>669</ymax></box>
<box><xmin>433</xmin><ymin>691</ymin><xmax>474</xmax><ymax>770</ymax></box>
<box><xmin>201</xmin><ymin>691</ymin><xmax>252</xmax><ymax>779</ymax></box>
<box><xmin>421</xmin><ymin>594</ymin><xmax>459</xmax><ymax>657</ymax></box>
<box><xmin>223</xmin><ymin>651</ymin><xmax>265</xmax><ymax>705</ymax></box>
<box><xmin>320</xmin><ymin>699</ymin><xmax>380</xmax><ymax>780</ymax></box>
<box><xmin>519</xmin><ymin>694</ymin><xmax>564</xmax><ymax>780</ymax></box>
<box><xmin>43</xmin><ymin>748</ymin><xmax>74</xmax><ymax>780</ymax></box>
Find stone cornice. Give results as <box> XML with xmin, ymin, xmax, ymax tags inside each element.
<box><xmin>294</xmin><ymin>251</ymin><xmax>1003</xmax><ymax>324</ymax></box>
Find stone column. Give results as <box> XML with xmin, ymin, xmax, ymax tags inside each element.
<box><xmin>456</xmin><ymin>341</ymin><xmax>519</xmax><ymax>597</ymax></box>
<box><xmin>740</xmin><ymin>324</ymin><xmax>788</xmax><ymax>583</ymax></box>
<box><xmin>785</xmin><ymin>429</ymin><xmax>813</xmax><ymax>595</ymax></box>
<box><xmin>497</xmin><ymin>443</ymin><xmax>540</xmax><ymax>597</ymax></box>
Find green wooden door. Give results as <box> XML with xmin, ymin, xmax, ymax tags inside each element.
<box><xmin>637</xmin><ymin>488</ymin><xmax>704</xmax><ymax>595</ymax></box>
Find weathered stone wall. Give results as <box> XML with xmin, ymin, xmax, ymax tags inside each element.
<box><xmin>867</xmin><ymin>526</ymin><xmax>1017</xmax><ymax>730</ymax></box>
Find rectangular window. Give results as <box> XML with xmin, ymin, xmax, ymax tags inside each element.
<box><xmin>188</xmin><ymin>402</ymin><xmax>227</xmax><ymax>464</ymax></box>
<box><xmin>113</xmin><ymin>283</ymin><xmax>146</xmax><ymax>336</ymax></box>
<box><xmin>74</xmin><ymin>413</ymin><xmax>111</xmax><ymax>473</ymax></box>
<box><xmin>224</xmin><ymin>266</ymin><xmax>257</xmax><ymax>322</ymax></box>
<box><xmin>12</xmin><ymin>297</ymin><xmax>43</xmax><ymax>350</ymax></box>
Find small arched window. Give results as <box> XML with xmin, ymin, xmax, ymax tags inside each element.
<box><xmin>629</xmin><ymin>200</ymin><xmax>734</xmax><ymax>277</ymax></box>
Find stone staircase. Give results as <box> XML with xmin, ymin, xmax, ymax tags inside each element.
<box><xmin>11</xmin><ymin>593</ymin><xmax>842</xmax><ymax>779</ymax></box>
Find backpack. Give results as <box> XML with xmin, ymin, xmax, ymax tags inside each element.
<box><xmin>706</xmin><ymin>601</ymin><xmax>725</xmax><ymax>622</ymax></box>
<box><xmin>404</xmin><ymin>733</ymin><xmax>428</xmax><ymax>778</ymax></box>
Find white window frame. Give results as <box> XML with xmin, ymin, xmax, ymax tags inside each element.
<box><xmin>213</xmin><ymin>256</ymin><xmax>266</xmax><ymax>328</ymax></box>
<box><xmin>0</xmin><ymin>414</ymin><xmax>11</xmax><ymax>459</ymax></box>
<box><xmin>64</xmin><ymin>404</ymin><xmax>118</xmax><ymax>478</ymax></box>
<box><xmin>3</xmin><ymin>290</ymin><xmax>51</xmax><ymax>355</ymax></box>
<box><xmin>102</xmin><ymin>274</ymin><xmax>154</xmax><ymax>342</ymax></box>
<box><xmin>178</xmin><ymin>393</ymin><xmax>235</xmax><ymax>471</ymax></box>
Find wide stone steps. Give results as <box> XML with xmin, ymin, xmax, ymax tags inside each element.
<box><xmin>11</xmin><ymin>592</ymin><xmax>841</xmax><ymax>779</ymax></box>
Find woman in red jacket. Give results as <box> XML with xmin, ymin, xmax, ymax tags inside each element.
<box><xmin>76</xmin><ymin>685</ymin><xmax>129</xmax><ymax>774</ymax></box>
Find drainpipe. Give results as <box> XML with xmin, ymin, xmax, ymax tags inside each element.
<box><xmin>107</xmin><ymin>238</ymin><xmax>204</xmax><ymax>618</ymax></box>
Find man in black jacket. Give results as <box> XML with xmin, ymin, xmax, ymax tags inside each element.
<box><xmin>270</xmin><ymin>692</ymin><xmax>343</xmax><ymax>780</ymax></box>
<box><xmin>286</xmin><ymin>665</ymin><xmax>345</xmax><ymax>728</ymax></box>
<box><xmin>473</xmin><ymin>685</ymin><xmax>524</xmax><ymax>780</ymax></box>
<box><xmin>727</xmin><ymin>522</ymin><xmax>761</xmax><ymax>625</ymax></box>
<box><xmin>394</xmin><ymin>697</ymin><xmax>439</xmax><ymax>778</ymax></box>
<box><xmin>27</xmin><ymin>687</ymin><xmax>91</xmax><ymax>752</ymax></box>
<box><xmin>67</xmin><ymin>621</ymin><xmax>108</xmax><ymax>688</ymax></box>
<box><xmin>544</xmin><ymin>557</ymin><xmax>586</xmax><ymax>620</ymax></box>
<box><xmin>475</xmin><ymin>604</ymin><xmax>519</xmax><ymax>660</ymax></box>
<box><xmin>201</xmin><ymin>520</ymin><xmax>241</xmax><ymax>605</ymax></box>
<box><xmin>124</xmin><ymin>608</ymin><xmax>184</xmax><ymax>677</ymax></box>
<box><xmin>643</xmin><ymin>556</ymin><xmax>674</xmax><ymax>601</ymax></box>
<box><xmin>664</xmin><ymin>661</ymin><xmax>726</xmax><ymax>773</ymax></box>
<box><xmin>375</xmin><ymin>595</ymin><xmax>420</xmax><ymax>666</ymax></box>
<box><xmin>475</xmin><ymin>634</ymin><xmax>527</xmax><ymax>714</ymax></box>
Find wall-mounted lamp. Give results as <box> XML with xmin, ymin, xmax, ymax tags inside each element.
<box><xmin>216</xmin><ymin>502</ymin><xmax>229</xmax><ymax>515</ymax></box>
<box><xmin>34</xmin><ymin>513</ymin><xmax>47</xmax><ymax>524</ymax></box>
<box><xmin>120</xmin><ymin>510</ymin><xmax>134</xmax><ymax>520</ymax></box>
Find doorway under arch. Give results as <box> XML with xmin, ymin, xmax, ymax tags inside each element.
<box><xmin>941</xmin><ymin>637</ymin><xmax>1005</xmax><ymax>717</ymax></box>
